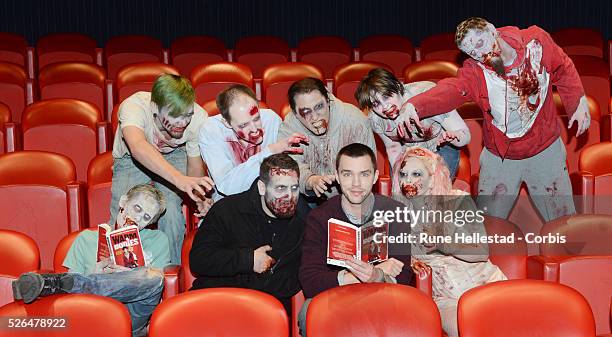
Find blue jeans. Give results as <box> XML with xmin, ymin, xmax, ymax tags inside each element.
<box><xmin>110</xmin><ymin>148</ymin><xmax>187</xmax><ymax>264</ymax></box>
<box><xmin>437</xmin><ymin>144</ymin><xmax>460</xmax><ymax>179</ymax></box>
<box><xmin>69</xmin><ymin>267</ymin><xmax>164</xmax><ymax>336</ymax></box>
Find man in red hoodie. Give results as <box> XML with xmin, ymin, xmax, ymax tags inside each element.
<box><xmin>399</xmin><ymin>17</ymin><xmax>590</xmax><ymax>221</ymax></box>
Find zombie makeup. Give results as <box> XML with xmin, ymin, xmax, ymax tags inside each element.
<box><xmin>372</xmin><ymin>92</ymin><xmax>402</xmax><ymax>120</ymax></box>
<box><xmin>293</xmin><ymin>91</ymin><xmax>330</xmax><ymax>136</ymax></box>
<box><xmin>398</xmin><ymin>157</ymin><xmax>432</xmax><ymax>198</ymax></box>
<box><xmin>116</xmin><ymin>193</ymin><xmax>161</xmax><ymax>230</ymax></box>
<box><xmin>263</xmin><ymin>169</ymin><xmax>299</xmax><ymax>218</ymax></box>
<box><xmin>459</xmin><ymin>27</ymin><xmax>504</xmax><ymax>75</ymax></box>
<box><xmin>230</xmin><ymin>103</ymin><xmax>265</xmax><ymax>145</ymax></box>
<box><xmin>157</xmin><ymin>105</ymin><xmax>194</xmax><ymax>139</ymax></box>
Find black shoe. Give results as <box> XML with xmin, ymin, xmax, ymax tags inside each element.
<box><xmin>12</xmin><ymin>272</ymin><xmax>74</xmax><ymax>304</ymax></box>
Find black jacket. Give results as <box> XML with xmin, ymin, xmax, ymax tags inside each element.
<box><xmin>189</xmin><ymin>180</ymin><xmax>308</xmax><ymax>300</ymax></box>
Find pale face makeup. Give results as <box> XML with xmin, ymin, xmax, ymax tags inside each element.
<box><xmin>228</xmin><ymin>94</ymin><xmax>264</xmax><ymax>145</ymax></box>
<box><xmin>259</xmin><ymin>169</ymin><xmax>300</xmax><ymax>218</ymax></box>
<box><xmin>371</xmin><ymin>92</ymin><xmax>402</xmax><ymax>120</ymax></box>
<box><xmin>459</xmin><ymin>26</ymin><xmax>504</xmax><ymax>76</ymax></box>
<box><xmin>117</xmin><ymin>193</ymin><xmax>161</xmax><ymax>230</ymax></box>
<box><xmin>157</xmin><ymin>105</ymin><xmax>194</xmax><ymax>139</ymax></box>
<box><xmin>293</xmin><ymin>91</ymin><xmax>330</xmax><ymax>136</ymax></box>
<box><xmin>398</xmin><ymin>157</ymin><xmax>432</xmax><ymax>198</ymax></box>
<box><xmin>336</xmin><ymin>155</ymin><xmax>379</xmax><ymax>205</ymax></box>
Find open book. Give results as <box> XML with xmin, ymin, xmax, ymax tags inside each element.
<box><xmin>97</xmin><ymin>224</ymin><xmax>146</xmax><ymax>268</ymax></box>
<box><xmin>327</xmin><ymin>218</ymin><xmax>389</xmax><ymax>267</ymax></box>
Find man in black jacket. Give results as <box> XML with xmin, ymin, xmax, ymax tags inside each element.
<box><xmin>189</xmin><ymin>153</ymin><xmax>307</xmax><ymax>314</ymax></box>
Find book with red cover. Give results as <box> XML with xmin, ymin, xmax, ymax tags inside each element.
<box><xmin>327</xmin><ymin>218</ymin><xmax>389</xmax><ymax>267</ymax></box>
<box><xmin>97</xmin><ymin>224</ymin><xmax>146</xmax><ymax>268</ymax></box>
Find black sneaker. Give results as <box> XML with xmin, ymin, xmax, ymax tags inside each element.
<box><xmin>12</xmin><ymin>273</ymin><xmax>74</xmax><ymax>304</ymax></box>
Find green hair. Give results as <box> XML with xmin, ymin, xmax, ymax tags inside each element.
<box><xmin>151</xmin><ymin>74</ymin><xmax>195</xmax><ymax>117</ymax></box>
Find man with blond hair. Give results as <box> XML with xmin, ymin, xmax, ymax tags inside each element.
<box><xmin>398</xmin><ymin>17</ymin><xmax>590</xmax><ymax>221</ymax></box>
<box><xmin>111</xmin><ymin>74</ymin><xmax>214</xmax><ymax>264</ymax></box>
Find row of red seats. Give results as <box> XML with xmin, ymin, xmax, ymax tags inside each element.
<box><xmin>2</xmin><ymin>28</ymin><xmax>609</xmax><ymax>79</ymax></box>
<box><xmin>0</xmin><ymin>281</ymin><xmax>602</xmax><ymax>337</ymax></box>
<box><xmin>0</xmin><ymin>44</ymin><xmax>610</xmax><ymax>122</ymax></box>
<box><xmin>2</xmin><ymin>212</ymin><xmax>611</xmax><ymax>335</ymax></box>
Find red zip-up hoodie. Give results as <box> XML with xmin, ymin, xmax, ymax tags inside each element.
<box><xmin>409</xmin><ymin>25</ymin><xmax>584</xmax><ymax>160</ymax></box>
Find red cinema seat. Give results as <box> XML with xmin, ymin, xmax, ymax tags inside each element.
<box><xmin>458</xmin><ymin>101</ymin><xmax>484</xmax><ymax>176</ymax></box>
<box><xmin>552</xmin><ymin>28</ymin><xmax>604</xmax><ymax>58</ymax></box>
<box><xmin>179</xmin><ymin>231</ymin><xmax>196</xmax><ymax>292</ymax></box>
<box><xmin>403</xmin><ymin>60</ymin><xmax>459</xmax><ymax>83</ymax></box>
<box><xmin>569</xmin><ymin>55</ymin><xmax>609</xmax><ymax>119</ymax></box>
<box><xmin>297</xmin><ymin>36</ymin><xmax>352</xmax><ymax>80</ymax></box>
<box><xmin>0</xmin><ymin>61</ymin><xmax>33</xmax><ymax>122</ymax></box>
<box><xmin>458</xmin><ymin>279</ymin><xmax>596</xmax><ymax>337</ymax></box>
<box><xmin>554</xmin><ymin>93</ymin><xmax>601</xmax><ymax>176</ymax></box>
<box><xmin>0</xmin><ymin>151</ymin><xmax>84</xmax><ymax>269</ymax></box>
<box><xmin>307</xmin><ymin>284</ymin><xmax>442</xmax><ymax>337</ymax></box>
<box><xmin>0</xmin><ymin>294</ymin><xmax>132</xmax><ymax>337</ymax></box>
<box><xmin>529</xmin><ymin>214</ymin><xmax>612</xmax><ymax>335</ymax></box>
<box><xmin>578</xmin><ymin>142</ymin><xmax>612</xmax><ymax>214</ymax></box>
<box><xmin>190</xmin><ymin>62</ymin><xmax>253</xmax><ymax>106</ymax></box>
<box><xmin>332</xmin><ymin>62</ymin><xmax>391</xmax><ymax>108</ymax></box>
<box><xmin>234</xmin><ymin>36</ymin><xmax>290</xmax><ymax>80</ymax></box>
<box><xmin>358</xmin><ymin>35</ymin><xmax>414</xmax><ymax>77</ymax></box>
<box><xmin>171</xmin><ymin>35</ymin><xmax>227</xmax><ymax>76</ymax></box>
<box><xmin>262</xmin><ymin>62</ymin><xmax>324</xmax><ymax>114</ymax></box>
<box><xmin>419</xmin><ymin>32</ymin><xmax>467</xmax><ymax>64</ymax></box>
<box><xmin>105</xmin><ymin>35</ymin><xmax>163</xmax><ymax>80</ymax></box>
<box><xmin>22</xmin><ymin>99</ymin><xmax>108</xmax><ymax>181</ymax></box>
<box><xmin>0</xmin><ymin>32</ymin><xmax>33</xmax><ymax>78</ymax></box>
<box><xmin>115</xmin><ymin>62</ymin><xmax>180</xmax><ymax>103</ymax></box>
<box><xmin>87</xmin><ymin>152</ymin><xmax>113</xmax><ymax>228</ymax></box>
<box><xmin>38</xmin><ymin>62</ymin><xmax>107</xmax><ymax>116</ymax></box>
<box><xmin>453</xmin><ymin>150</ymin><xmax>471</xmax><ymax>193</ymax></box>
<box><xmin>149</xmin><ymin>288</ymin><xmax>289</xmax><ymax>337</ymax></box>
<box><xmin>36</xmin><ymin>33</ymin><xmax>101</xmax><ymax>70</ymax></box>
<box><xmin>0</xmin><ymin>230</ymin><xmax>40</xmax><ymax>307</ymax></box>
<box><xmin>201</xmin><ymin>99</ymin><xmax>219</xmax><ymax>117</ymax></box>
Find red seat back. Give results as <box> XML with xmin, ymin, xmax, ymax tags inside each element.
<box><xmin>0</xmin><ymin>294</ymin><xmax>132</xmax><ymax>337</ymax></box>
<box><xmin>39</xmin><ymin>62</ymin><xmax>107</xmax><ymax>114</ymax></box>
<box><xmin>0</xmin><ymin>102</ymin><xmax>9</xmax><ymax>154</ymax></box>
<box><xmin>190</xmin><ymin>62</ymin><xmax>253</xmax><ymax>105</ymax></box>
<box><xmin>0</xmin><ymin>61</ymin><xmax>28</xmax><ymax>122</ymax></box>
<box><xmin>420</xmin><ymin>32</ymin><xmax>467</xmax><ymax>64</ymax></box>
<box><xmin>53</xmin><ymin>229</ymin><xmax>89</xmax><ymax>272</ymax></box>
<box><xmin>307</xmin><ymin>283</ymin><xmax>442</xmax><ymax>337</ymax></box>
<box><xmin>0</xmin><ymin>33</ymin><xmax>28</xmax><ymax>67</ymax></box>
<box><xmin>403</xmin><ymin>60</ymin><xmax>459</xmax><ymax>83</ymax></box>
<box><xmin>458</xmin><ymin>279</ymin><xmax>596</xmax><ymax>337</ymax></box>
<box><xmin>262</xmin><ymin>62</ymin><xmax>324</xmax><ymax>114</ymax></box>
<box><xmin>115</xmin><ymin>62</ymin><xmax>180</xmax><ymax>103</ymax></box>
<box><xmin>171</xmin><ymin>35</ymin><xmax>227</xmax><ymax>76</ymax></box>
<box><xmin>105</xmin><ymin>35</ymin><xmax>163</xmax><ymax>80</ymax></box>
<box><xmin>359</xmin><ymin>35</ymin><xmax>414</xmax><ymax>76</ymax></box>
<box><xmin>37</xmin><ymin>33</ymin><xmax>98</xmax><ymax>70</ymax></box>
<box><xmin>149</xmin><ymin>288</ymin><xmax>289</xmax><ymax>337</ymax></box>
<box><xmin>484</xmin><ymin>216</ymin><xmax>528</xmax><ymax>279</ymax></box>
<box><xmin>22</xmin><ymin>98</ymin><xmax>104</xmax><ymax>181</ymax></box>
<box><xmin>234</xmin><ymin>36</ymin><xmax>290</xmax><ymax>79</ymax></box>
<box><xmin>0</xmin><ymin>151</ymin><xmax>82</xmax><ymax>269</ymax></box>
<box><xmin>87</xmin><ymin>152</ymin><xmax>113</xmax><ymax>228</ymax></box>
<box><xmin>552</xmin><ymin>28</ymin><xmax>604</xmax><ymax>58</ymax></box>
<box><xmin>180</xmin><ymin>231</ymin><xmax>197</xmax><ymax>292</ymax></box>
<box><xmin>297</xmin><ymin>36</ymin><xmax>352</xmax><ymax>79</ymax></box>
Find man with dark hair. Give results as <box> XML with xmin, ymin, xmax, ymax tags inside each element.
<box><xmin>111</xmin><ymin>73</ymin><xmax>214</xmax><ymax>264</ymax></box>
<box><xmin>399</xmin><ymin>17</ymin><xmax>589</xmax><ymax>221</ymax></box>
<box><xmin>355</xmin><ymin>68</ymin><xmax>470</xmax><ymax>178</ymax></box>
<box><xmin>199</xmin><ymin>84</ymin><xmax>308</xmax><ymax>200</ymax></box>
<box><xmin>279</xmin><ymin>77</ymin><xmax>376</xmax><ymax>205</ymax></box>
<box><xmin>190</xmin><ymin>154</ymin><xmax>307</xmax><ymax>315</ymax></box>
<box><xmin>13</xmin><ymin>184</ymin><xmax>171</xmax><ymax>337</ymax></box>
<box><xmin>298</xmin><ymin>143</ymin><xmax>413</xmax><ymax>336</ymax></box>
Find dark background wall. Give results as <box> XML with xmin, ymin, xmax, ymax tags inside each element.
<box><xmin>1</xmin><ymin>0</ymin><xmax>610</xmax><ymax>47</ymax></box>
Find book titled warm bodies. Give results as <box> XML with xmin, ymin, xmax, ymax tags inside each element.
<box><xmin>327</xmin><ymin>218</ymin><xmax>389</xmax><ymax>268</ymax></box>
<box><xmin>97</xmin><ymin>224</ymin><xmax>146</xmax><ymax>268</ymax></box>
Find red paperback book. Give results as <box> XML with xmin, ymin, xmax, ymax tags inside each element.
<box><xmin>327</xmin><ymin>218</ymin><xmax>389</xmax><ymax>267</ymax></box>
<box><xmin>97</xmin><ymin>224</ymin><xmax>146</xmax><ymax>268</ymax></box>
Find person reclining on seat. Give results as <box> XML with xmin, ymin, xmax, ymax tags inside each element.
<box><xmin>12</xmin><ymin>183</ymin><xmax>171</xmax><ymax>337</ymax></box>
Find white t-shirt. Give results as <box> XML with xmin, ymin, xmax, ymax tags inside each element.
<box><xmin>112</xmin><ymin>92</ymin><xmax>207</xmax><ymax>158</ymax></box>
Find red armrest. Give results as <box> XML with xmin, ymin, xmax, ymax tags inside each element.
<box><xmin>414</xmin><ymin>265</ymin><xmax>433</xmax><ymax>297</ymax></box>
